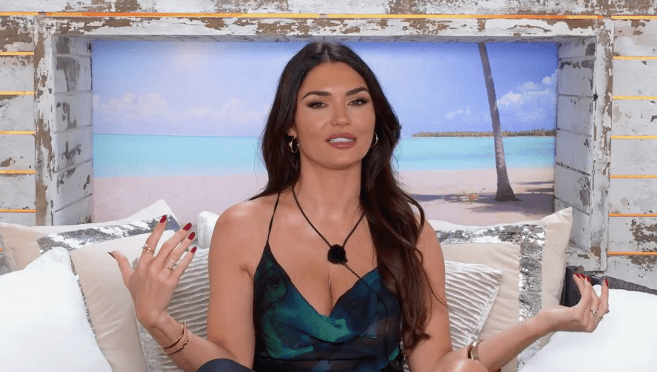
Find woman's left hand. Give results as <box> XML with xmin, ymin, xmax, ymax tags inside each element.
<box><xmin>539</xmin><ymin>274</ymin><xmax>610</xmax><ymax>333</ymax></box>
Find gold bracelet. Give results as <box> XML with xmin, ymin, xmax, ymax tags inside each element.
<box><xmin>162</xmin><ymin>322</ymin><xmax>186</xmax><ymax>350</ymax></box>
<box><xmin>165</xmin><ymin>325</ymin><xmax>189</xmax><ymax>355</ymax></box>
<box><xmin>466</xmin><ymin>339</ymin><xmax>483</xmax><ymax>361</ymax></box>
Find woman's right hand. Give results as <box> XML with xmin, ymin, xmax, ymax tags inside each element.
<box><xmin>110</xmin><ymin>216</ymin><xmax>197</xmax><ymax>329</ymax></box>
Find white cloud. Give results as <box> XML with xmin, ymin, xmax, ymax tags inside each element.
<box><xmin>445</xmin><ymin>107</ymin><xmax>471</xmax><ymax>119</ymax></box>
<box><xmin>94</xmin><ymin>93</ymin><xmax>270</xmax><ymax>136</ymax></box>
<box><xmin>498</xmin><ymin>92</ymin><xmax>523</xmax><ymax>107</ymax></box>
<box><xmin>495</xmin><ymin>69</ymin><xmax>558</xmax><ymax>125</ymax></box>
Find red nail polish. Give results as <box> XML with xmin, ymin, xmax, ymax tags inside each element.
<box><xmin>605</xmin><ymin>279</ymin><xmax>609</xmax><ymax>286</ymax></box>
<box><xmin>575</xmin><ymin>273</ymin><xmax>581</xmax><ymax>278</ymax></box>
<box><xmin>160</xmin><ymin>215</ymin><xmax>167</xmax><ymax>223</ymax></box>
<box><xmin>183</xmin><ymin>223</ymin><xmax>192</xmax><ymax>231</ymax></box>
<box><xmin>587</xmin><ymin>276</ymin><xmax>591</xmax><ymax>283</ymax></box>
<box><xmin>188</xmin><ymin>232</ymin><xmax>195</xmax><ymax>241</ymax></box>
<box><xmin>191</xmin><ymin>247</ymin><xmax>197</xmax><ymax>254</ymax></box>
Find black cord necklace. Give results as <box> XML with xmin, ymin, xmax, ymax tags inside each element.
<box><xmin>291</xmin><ymin>187</ymin><xmax>365</xmax><ymax>265</ymax></box>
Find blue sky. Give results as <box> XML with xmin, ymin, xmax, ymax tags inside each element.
<box><xmin>92</xmin><ymin>41</ymin><xmax>557</xmax><ymax>138</ymax></box>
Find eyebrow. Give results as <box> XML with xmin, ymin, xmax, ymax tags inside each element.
<box><xmin>301</xmin><ymin>87</ymin><xmax>369</xmax><ymax>100</ymax></box>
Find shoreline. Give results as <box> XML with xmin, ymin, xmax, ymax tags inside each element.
<box><xmin>93</xmin><ymin>167</ymin><xmax>554</xmax><ymax>227</ymax></box>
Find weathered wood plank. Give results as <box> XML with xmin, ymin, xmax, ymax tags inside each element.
<box><xmin>555</xmin><ymin>130</ymin><xmax>592</xmax><ymax>175</ymax></box>
<box><xmin>612</xmin><ymin>99</ymin><xmax>657</xmax><ymax>136</ymax></box>
<box><xmin>555</xmin><ymin>198</ymin><xmax>591</xmax><ymax>251</ymax></box>
<box><xmin>613</xmin><ymin>59</ymin><xmax>657</xmax><ymax>97</ymax></box>
<box><xmin>557</xmin><ymin>37</ymin><xmax>596</xmax><ymax>60</ymax></box>
<box><xmin>606</xmin><ymin>256</ymin><xmax>657</xmax><ymax>291</ymax></box>
<box><xmin>0</xmin><ymin>17</ymin><xmax>34</xmax><ymax>52</ymax></box>
<box><xmin>0</xmin><ymin>212</ymin><xmax>35</xmax><ymax>225</ymax></box>
<box><xmin>53</xmin><ymin>194</ymin><xmax>92</xmax><ymax>225</ymax></box>
<box><xmin>53</xmin><ymin>55</ymin><xmax>92</xmax><ymax>94</ymax></box>
<box><xmin>614</xmin><ymin>20</ymin><xmax>657</xmax><ymax>57</ymax></box>
<box><xmin>52</xmin><ymin>126</ymin><xmax>93</xmax><ymax>172</ymax></box>
<box><xmin>557</xmin><ymin>95</ymin><xmax>593</xmax><ymax>136</ymax></box>
<box><xmin>609</xmin><ymin>178</ymin><xmax>657</xmax><ymax>215</ymax></box>
<box><xmin>0</xmin><ymin>95</ymin><xmax>34</xmax><ymax>131</ymax></box>
<box><xmin>0</xmin><ymin>134</ymin><xmax>34</xmax><ymax>170</ymax></box>
<box><xmin>54</xmin><ymin>36</ymin><xmax>92</xmax><ymax>56</ymax></box>
<box><xmin>557</xmin><ymin>56</ymin><xmax>594</xmax><ymax>97</ymax></box>
<box><xmin>54</xmin><ymin>92</ymin><xmax>93</xmax><ymax>133</ymax></box>
<box><xmin>609</xmin><ymin>217</ymin><xmax>657</xmax><ymax>252</ymax></box>
<box><xmin>0</xmin><ymin>173</ymin><xmax>35</xmax><ymax>209</ymax></box>
<box><xmin>554</xmin><ymin>164</ymin><xmax>591</xmax><ymax>214</ymax></box>
<box><xmin>610</xmin><ymin>139</ymin><xmax>657</xmax><ymax>175</ymax></box>
<box><xmin>0</xmin><ymin>55</ymin><xmax>34</xmax><ymax>91</ymax></box>
<box><xmin>51</xmin><ymin>160</ymin><xmax>93</xmax><ymax>210</ymax></box>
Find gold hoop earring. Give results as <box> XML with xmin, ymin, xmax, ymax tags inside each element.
<box><xmin>371</xmin><ymin>133</ymin><xmax>378</xmax><ymax>148</ymax></box>
<box><xmin>288</xmin><ymin>137</ymin><xmax>299</xmax><ymax>153</ymax></box>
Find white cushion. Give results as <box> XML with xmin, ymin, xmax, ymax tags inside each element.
<box><xmin>0</xmin><ymin>248</ymin><xmax>112</xmax><ymax>372</ymax></box>
<box><xmin>521</xmin><ymin>286</ymin><xmax>657</xmax><ymax>372</ymax></box>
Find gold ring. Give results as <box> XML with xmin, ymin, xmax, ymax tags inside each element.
<box><xmin>142</xmin><ymin>243</ymin><xmax>154</xmax><ymax>255</ymax></box>
<box><xmin>163</xmin><ymin>258</ymin><xmax>176</xmax><ymax>270</ymax></box>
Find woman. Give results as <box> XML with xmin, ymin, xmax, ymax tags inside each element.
<box><xmin>111</xmin><ymin>42</ymin><xmax>609</xmax><ymax>372</ymax></box>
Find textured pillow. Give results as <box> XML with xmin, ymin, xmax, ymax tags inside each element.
<box><xmin>0</xmin><ymin>248</ymin><xmax>112</xmax><ymax>372</ymax></box>
<box><xmin>431</xmin><ymin>207</ymin><xmax>573</xmax><ymax>371</ymax></box>
<box><xmin>444</xmin><ymin>261</ymin><xmax>502</xmax><ymax>350</ymax></box>
<box><xmin>70</xmin><ymin>231</ymin><xmax>175</xmax><ymax>372</ymax></box>
<box><xmin>521</xmin><ymin>286</ymin><xmax>657</xmax><ymax>372</ymax></box>
<box><xmin>0</xmin><ymin>199</ymin><xmax>178</xmax><ymax>271</ymax></box>
<box><xmin>135</xmin><ymin>248</ymin><xmax>210</xmax><ymax>372</ymax></box>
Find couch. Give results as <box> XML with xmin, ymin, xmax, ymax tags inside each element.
<box><xmin>1</xmin><ymin>201</ymin><xmax>656</xmax><ymax>372</ymax></box>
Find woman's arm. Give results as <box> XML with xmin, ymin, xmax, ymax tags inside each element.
<box><xmin>406</xmin><ymin>222</ymin><xmax>610</xmax><ymax>372</ymax></box>
<box><xmin>112</xmin><ymin>204</ymin><xmax>260</xmax><ymax>371</ymax></box>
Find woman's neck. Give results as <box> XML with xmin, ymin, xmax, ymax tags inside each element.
<box><xmin>294</xmin><ymin>166</ymin><xmax>362</xmax><ymax>218</ymax></box>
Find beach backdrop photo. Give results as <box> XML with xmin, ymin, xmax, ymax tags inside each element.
<box><xmin>92</xmin><ymin>41</ymin><xmax>557</xmax><ymax>227</ymax></box>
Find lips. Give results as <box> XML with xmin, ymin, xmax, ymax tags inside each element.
<box><xmin>326</xmin><ymin>133</ymin><xmax>356</xmax><ymax>143</ymax></box>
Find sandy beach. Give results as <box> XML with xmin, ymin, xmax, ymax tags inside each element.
<box><xmin>93</xmin><ymin>167</ymin><xmax>554</xmax><ymax>227</ymax></box>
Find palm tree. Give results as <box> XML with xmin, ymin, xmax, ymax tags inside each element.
<box><xmin>478</xmin><ymin>43</ymin><xmax>520</xmax><ymax>202</ymax></box>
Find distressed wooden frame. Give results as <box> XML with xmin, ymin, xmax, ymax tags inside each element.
<box><xmin>30</xmin><ymin>15</ymin><xmax>612</xmax><ymax>271</ymax></box>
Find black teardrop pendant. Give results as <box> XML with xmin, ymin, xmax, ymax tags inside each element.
<box><xmin>327</xmin><ymin>244</ymin><xmax>347</xmax><ymax>264</ymax></box>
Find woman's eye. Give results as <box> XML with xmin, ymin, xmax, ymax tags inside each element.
<box><xmin>351</xmin><ymin>98</ymin><xmax>370</xmax><ymax>106</ymax></box>
<box><xmin>307</xmin><ymin>101</ymin><xmax>326</xmax><ymax>109</ymax></box>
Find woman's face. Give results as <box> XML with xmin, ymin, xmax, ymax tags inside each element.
<box><xmin>289</xmin><ymin>61</ymin><xmax>376</xmax><ymax>171</ymax></box>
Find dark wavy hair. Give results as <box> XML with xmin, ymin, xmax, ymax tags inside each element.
<box><xmin>253</xmin><ymin>41</ymin><xmax>440</xmax><ymax>350</ymax></box>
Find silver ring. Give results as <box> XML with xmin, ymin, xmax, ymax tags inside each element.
<box><xmin>142</xmin><ymin>243</ymin><xmax>154</xmax><ymax>255</ymax></box>
<box><xmin>591</xmin><ymin>309</ymin><xmax>599</xmax><ymax>317</ymax></box>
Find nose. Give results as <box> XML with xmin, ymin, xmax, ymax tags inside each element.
<box><xmin>331</xmin><ymin>103</ymin><xmax>349</xmax><ymax>127</ymax></box>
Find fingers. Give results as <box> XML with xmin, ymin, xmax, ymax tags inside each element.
<box><xmin>598</xmin><ymin>278</ymin><xmax>610</xmax><ymax>317</ymax></box>
<box><xmin>172</xmin><ymin>246</ymin><xmax>197</xmax><ymax>280</ymax></box>
<box><xmin>153</xmin><ymin>222</ymin><xmax>194</xmax><ymax>267</ymax></box>
<box><xmin>110</xmin><ymin>251</ymin><xmax>134</xmax><ymax>288</ymax></box>
<box><xmin>140</xmin><ymin>215</ymin><xmax>170</xmax><ymax>261</ymax></box>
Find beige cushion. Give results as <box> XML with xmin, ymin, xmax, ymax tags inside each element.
<box><xmin>430</xmin><ymin>207</ymin><xmax>573</xmax><ymax>372</ymax></box>
<box><xmin>0</xmin><ymin>200</ymin><xmax>176</xmax><ymax>271</ymax></box>
<box><xmin>70</xmin><ymin>231</ymin><xmax>175</xmax><ymax>372</ymax></box>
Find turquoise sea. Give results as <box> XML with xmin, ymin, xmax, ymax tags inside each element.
<box><xmin>93</xmin><ymin>134</ymin><xmax>555</xmax><ymax>178</ymax></box>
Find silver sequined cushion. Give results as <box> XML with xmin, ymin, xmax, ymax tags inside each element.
<box><xmin>432</xmin><ymin>207</ymin><xmax>573</xmax><ymax>372</ymax></box>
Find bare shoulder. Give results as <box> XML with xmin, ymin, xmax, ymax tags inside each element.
<box><xmin>210</xmin><ymin>194</ymin><xmax>279</xmax><ymax>273</ymax></box>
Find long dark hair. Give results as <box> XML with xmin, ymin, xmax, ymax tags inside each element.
<box><xmin>253</xmin><ymin>41</ymin><xmax>439</xmax><ymax>350</ymax></box>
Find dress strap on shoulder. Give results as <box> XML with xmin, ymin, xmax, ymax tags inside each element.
<box><xmin>266</xmin><ymin>192</ymin><xmax>281</xmax><ymax>243</ymax></box>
